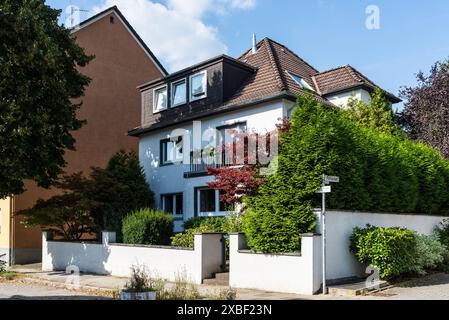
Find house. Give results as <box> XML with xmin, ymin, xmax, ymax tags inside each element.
<box><xmin>0</xmin><ymin>6</ymin><xmax>167</xmax><ymax>266</ymax></box>
<box><xmin>129</xmin><ymin>37</ymin><xmax>401</xmax><ymax>232</ymax></box>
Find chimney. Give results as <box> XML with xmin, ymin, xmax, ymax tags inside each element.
<box><xmin>252</xmin><ymin>34</ymin><xmax>257</xmax><ymax>54</ymax></box>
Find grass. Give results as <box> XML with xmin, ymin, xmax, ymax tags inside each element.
<box><xmin>0</xmin><ymin>271</ymin><xmax>20</xmax><ymax>281</ymax></box>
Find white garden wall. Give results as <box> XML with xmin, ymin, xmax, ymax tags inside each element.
<box><xmin>325</xmin><ymin>210</ymin><xmax>447</xmax><ymax>281</ymax></box>
<box><xmin>42</xmin><ymin>232</ymin><xmax>223</xmax><ymax>284</ymax></box>
<box><xmin>229</xmin><ymin>233</ymin><xmax>322</xmax><ymax>295</ymax></box>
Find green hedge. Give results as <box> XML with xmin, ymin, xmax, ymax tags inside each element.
<box><xmin>243</xmin><ymin>95</ymin><xmax>449</xmax><ymax>253</ymax></box>
<box><xmin>122</xmin><ymin>209</ymin><xmax>173</xmax><ymax>245</ymax></box>
<box><xmin>350</xmin><ymin>225</ymin><xmax>417</xmax><ymax>278</ymax></box>
<box><xmin>350</xmin><ymin>225</ymin><xmax>449</xmax><ymax>278</ymax></box>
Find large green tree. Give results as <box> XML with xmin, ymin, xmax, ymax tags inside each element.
<box><xmin>19</xmin><ymin>151</ymin><xmax>154</xmax><ymax>240</ymax></box>
<box><xmin>0</xmin><ymin>0</ymin><xmax>93</xmax><ymax>198</ymax></box>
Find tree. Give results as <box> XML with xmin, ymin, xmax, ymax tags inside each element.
<box><xmin>347</xmin><ymin>88</ymin><xmax>400</xmax><ymax>135</ymax></box>
<box><xmin>19</xmin><ymin>173</ymin><xmax>95</xmax><ymax>241</ymax></box>
<box><xmin>399</xmin><ymin>59</ymin><xmax>449</xmax><ymax>158</ymax></box>
<box><xmin>18</xmin><ymin>151</ymin><xmax>154</xmax><ymax>240</ymax></box>
<box><xmin>0</xmin><ymin>0</ymin><xmax>93</xmax><ymax>198</ymax></box>
<box><xmin>88</xmin><ymin>151</ymin><xmax>155</xmax><ymax>236</ymax></box>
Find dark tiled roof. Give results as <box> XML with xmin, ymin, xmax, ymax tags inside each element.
<box><xmin>314</xmin><ymin>65</ymin><xmax>401</xmax><ymax>102</ymax></box>
<box><xmin>226</xmin><ymin>38</ymin><xmax>331</xmax><ymax>106</ymax></box>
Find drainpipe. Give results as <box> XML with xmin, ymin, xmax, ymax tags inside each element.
<box><xmin>9</xmin><ymin>196</ymin><xmax>15</xmax><ymax>266</ymax></box>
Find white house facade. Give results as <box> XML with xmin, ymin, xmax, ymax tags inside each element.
<box><xmin>129</xmin><ymin>38</ymin><xmax>400</xmax><ymax>232</ymax></box>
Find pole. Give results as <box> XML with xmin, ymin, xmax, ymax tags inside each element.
<box><xmin>322</xmin><ymin>174</ymin><xmax>327</xmax><ymax>294</ymax></box>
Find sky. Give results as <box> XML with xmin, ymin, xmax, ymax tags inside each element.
<box><xmin>45</xmin><ymin>0</ymin><xmax>449</xmax><ymax>110</ymax></box>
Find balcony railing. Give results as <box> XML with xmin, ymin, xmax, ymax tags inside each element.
<box><xmin>184</xmin><ymin>150</ymin><xmax>232</xmax><ymax>178</ymax></box>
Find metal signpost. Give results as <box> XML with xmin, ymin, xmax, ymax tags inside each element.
<box><xmin>316</xmin><ymin>174</ymin><xmax>339</xmax><ymax>295</ymax></box>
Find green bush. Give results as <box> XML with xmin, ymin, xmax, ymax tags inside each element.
<box><xmin>435</xmin><ymin>219</ymin><xmax>449</xmax><ymax>250</ymax></box>
<box><xmin>350</xmin><ymin>225</ymin><xmax>417</xmax><ymax>279</ymax></box>
<box><xmin>244</xmin><ymin>94</ymin><xmax>449</xmax><ymax>254</ymax></box>
<box><xmin>183</xmin><ymin>216</ymin><xmax>225</xmax><ymax>230</ymax></box>
<box><xmin>122</xmin><ymin>209</ymin><xmax>173</xmax><ymax>245</ymax></box>
<box><xmin>171</xmin><ymin>229</ymin><xmax>196</xmax><ymax>248</ymax></box>
<box><xmin>409</xmin><ymin>234</ymin><xmax>448</xmax><ymax>275</ymax></box>
<box><xmin>172</xmin><ymin>215</ymin><xmax>243</xmax><ymax>248</ymax></box>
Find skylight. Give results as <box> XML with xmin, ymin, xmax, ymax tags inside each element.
<box><xmin>287</xmin><ymin>71</ymin><xmax>315</xmax><ymax>91</ymax></box>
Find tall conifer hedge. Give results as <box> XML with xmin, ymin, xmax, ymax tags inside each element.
<box><xmin>243</xmin><ymin>95</ymin><xmax>449</xmax><ymax>253</ymax></box>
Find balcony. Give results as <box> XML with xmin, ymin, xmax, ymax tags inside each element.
<box><xmin>184</xmin><ymin>150</ymin><xmax>231</xmax><ymax>178</ymax></box>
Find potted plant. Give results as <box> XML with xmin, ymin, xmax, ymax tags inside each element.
<box><xmin>120</xmin><ymin>265</ymin><xmax>162</xmax><ymax>300</ymax></box>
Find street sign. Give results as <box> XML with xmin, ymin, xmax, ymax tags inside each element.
<box><xmin>324</xmin><ymin>175</ymin><xmax>340</xmax><ymax>184</ymax></box>
<box><xmin>316</xmin><ymin>186</ymin><xmax>331</xmax><ymax>194</ymax></box>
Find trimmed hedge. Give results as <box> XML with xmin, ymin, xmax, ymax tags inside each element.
<box><xmin>122</xmin><ymin>209</ymin><xmax>173</xmax><ymax>245</ymax></box>
<box><xmin>350</xmin><ymin>225</ymin><xmax>417</xmax><ymax>278</ymax></box>
<box><xmin>243</xmin><ymin>95</ymin><xmax>449</xmax><ymax>253</ymax></box>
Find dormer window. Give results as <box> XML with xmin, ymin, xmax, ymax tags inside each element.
<box><xmin>171</xmin><ymin>79</ymin><xmax>187</xmax><ymax>107</ymax></box>
<box><xmin>154</xmin><ymin>85</ymin><xmax>168</xmax><ymax>112</ymax></box>
<box><xmin>287</xmin><ymin>71</ymin><xmax>315</xmax><ymax>91</ymax></box>
<box><xmin>190</xmin><ymin>71</ymin><xmax>207</xmax><ymax>101</ymax></box>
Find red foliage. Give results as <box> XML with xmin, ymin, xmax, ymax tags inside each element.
<box><xmin>207</xmin><ymin>166</ymin><xmax>264</xmax><ymax>204</ymax></box>
<box><xmin>207</xmin><ymin>118</ymin><xmax>290</xmax><ymax>205</ymax></box>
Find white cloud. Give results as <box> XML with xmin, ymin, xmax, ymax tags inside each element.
<box><xmin>92</xmin><ymin>0</ymin><xmax>257</xmax><ymax>72</ymax></box>
<box><xmin>230</xmin><ymin>0</ymin><xmax>256</xmax><ymax>9</ymax></box>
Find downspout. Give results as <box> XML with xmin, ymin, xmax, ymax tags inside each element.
<box><xmin>9</xmin><ymin>196</ymin><xmax>15</xmax><ymax>266</ymax></box>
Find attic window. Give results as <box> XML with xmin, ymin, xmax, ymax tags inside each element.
<box><xmin>110</xmin><ymin>16</ymin><xmax>115</xmax><ymax>24</ymax></box>
<box><xmin>190</xmin><ymin>71</ymin><xmax>207</xmax><ymax>101</ymax></box>
<box><xmin>287</xmin><ymin>71</ymin><xmax>314</xmax><ymax>91</ymax></box>
<box><xmin>153</xmin><ymin>85</ymin><xmax>168</xmax><ymax>113</ymax></box>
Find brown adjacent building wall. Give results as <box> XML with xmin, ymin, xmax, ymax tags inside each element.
<box><xmin>9</xmin><ymin>8</ymin><xmax>165</xmax><ymax>264</ymax></box>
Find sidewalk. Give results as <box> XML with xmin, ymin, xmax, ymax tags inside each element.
<box><xmin>9</xmin><ymin>264</ymin><xmax>362</xmax><ymax>300</ymax></box>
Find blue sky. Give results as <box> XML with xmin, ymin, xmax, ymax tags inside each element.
<box><xmin>46</xmin><ymin>0</ymin><xmax>449</xmax><ymax>110</ymax></box>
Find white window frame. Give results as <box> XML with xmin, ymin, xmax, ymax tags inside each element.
<box><xmin>171</xmin><ymin>78</ymin><xmax>187</xmax><ymax>108</ymax></box>
<box><xmin>161</xmin><ymin>136</ymin><xmax>183</xmax><ymax>166</ymax></box>
<box><xmin>196</xmin><ymin>188</ymin><xmax>230</xmax><ymax>217</ymax></box>
<box><xmin>286</xmin><ymin>71</ymin><xmax>315</xmax><ymax>91</ymax></box>
<box><xmin>189</xmin><ymin>70</ymin><xmax>208</xmax><ymax>101</ymax></box>
<box><xmin>153</xmin><ymin>84</ymin><xmax>168</xmax><ymax>113</ymax></box>
<box><xmin>162</xmin><ymin>193</ymin><xmax>183</xmax><ymax>218</ymax></box>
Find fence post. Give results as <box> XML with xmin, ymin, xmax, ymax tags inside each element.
<box><xmin>102</xmin><ymin>231</ymin><xmax>116</xmax><ymax>246</ymax></box>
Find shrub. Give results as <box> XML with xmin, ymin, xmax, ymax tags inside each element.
<box><xmin>172</xmin><ymin>215</ymin><xmax>243</xmax><ymax>248</ymax></box>
<box><xmin>435</xmin><ymin>219</ymin><xmax>449</xmax><ymax>250</ymax></box>
<box><xmin>183</xmin><ymin>216</ymin><xmax>225</xmax><ymax>230</ymax></box>
<box><xmin>122</xmin><ymin>209</ymin><xmax>173</xmax><ymax>245</ymax></box>
<box><xmin>409</xmin><ymin>234</ymin><xmax>448</xmax><ymax>275</ymax></box>
<box><xmin>350</xmin><ymin>225</ymin><xmax>417</xmax><ymax>279</ymax></box>
<box><xmin>171</xmin><ymin>229</ymin><xmax>196</xmax><ymax>248</ymax></box>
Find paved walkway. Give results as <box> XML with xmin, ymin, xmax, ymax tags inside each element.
<box><xmin>0</xmin><ymin>281</ymin><xmax>111</xmax><ymax>300</ymax></box>
<box><xmin>7</xmin><ymin>264</ymin><xmax>449</xmax><ymax>300</ymax></box>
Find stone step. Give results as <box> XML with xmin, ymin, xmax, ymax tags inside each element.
<box><xmin>214</xmin><ymin>272</ymin><xmax>229</xmax><ymax>281</ymax></box>
<box><xmin>202</xmin><ymin>278</ymin><xmax>229</xmax><ymax>286</ymax></box>
<box><xmin>328</xmin><ymin>280</ymin><xmax>390</xmax><ymax>297</ymax></box>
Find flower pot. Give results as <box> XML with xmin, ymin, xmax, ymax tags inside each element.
<box><xmin>120</xmin><ymin>291</ymin><xmax>157</xmax><ymax>300</ymax></box>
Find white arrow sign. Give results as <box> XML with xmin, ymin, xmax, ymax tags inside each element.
<box><xmin>324</xmin><ymin>175</ymin><xmax>340</xmax><ymax>184</ymax></box>
<box><xmin>316</xmin><ymin>186</ymin><xmax>331</xmax><ymax>194</ymax></box>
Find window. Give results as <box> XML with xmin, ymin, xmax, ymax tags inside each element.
<box><xmin>171</xmin><ymin>79</ymin><xmax>187</xmax><ymax>107</ymax></box>
<box><xmin>162</xmin><ymin>193</ymin><xmax>183</xmax><ymax>217</ymax></box>
<box><xmin>218</xmin><ymin>122</ymin><xmax>247</xmax><ymax>146</ymax></box>
<box><xmin>287</xmin><ymin>71</ymin><xmax>315</xmax><ymax>91</ymax></box>
<box><xmin>196</xmin><ymin>188</ymin><xmax>233</xmax><ymax>217</ymax></box>
<box><xmin>161</xmin><ymin>136</ymin><xmax>183</xmax><ymax>165</ymax></box>
<box><xmin>153</xmin><ymin>85</ymin><xmax>168</xmax><ymax>112</ymax></box>
<box><xmin>190</xmin><ymin>71</ymin><xmax>207</xmax><ymax>101</ymax></box>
